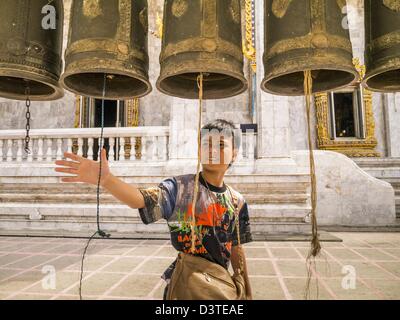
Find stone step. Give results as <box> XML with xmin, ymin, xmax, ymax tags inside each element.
<box><xmin>0</xmin><ymin>203</ymin><xmax>136</xmax><ymax>218</ymax></box>
<box><xmin>0</xmin><ymin>171</ymin><xmax>312</xmax><ymax>184</ymax></box>
<box><xmin>0</xmin><ymin>181</ymin><xmax>310</xmax><ymax>194</ymax></box>
<box><xmin>241</xmin><ymin>194</ymin><xmax>308</xmax><ymax>204</ymax></box>
<box><xmin>0</xmin><ymin>192</ymin><xmax>309</xmax><ymax>205</ymax></box>
<box><xmin>0</xmin><ymin>169</ymin><xmax>313</xmax><ymax>236</ymax></box>
<box><xmin>0</xmin><ymin>219</ymin><xmax>311</xmax><ymax>236</ymax></box>
<box><xmin>0</xmin><ymin>203</ymin><xmax>309</xmax><ymax>221</ymax></box>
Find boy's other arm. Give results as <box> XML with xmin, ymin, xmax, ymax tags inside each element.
<box><xmin>231</xmin><ymin>246</ymin><xmax>252</xmax><ymax>299</ymax></box>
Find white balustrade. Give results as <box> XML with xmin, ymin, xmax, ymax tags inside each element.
<box><xmin>119</xmin><ymin>137</ymin><xmax>125</xmax><ymax>161</ymax></box>
<box><xmin>87</xmin><ymin>138</ymin><xmax>94</xmax><ymax>160</ymax></box>
<box><xmin>0</xmin><ymin>127</ymin><xmax>170</xmax><ymax>163</ymax></box>
<box><xmin>46</xmin><ymin>138</ymin><xmax>53</xmax><ymax>161</ymax></box>
<box><xmin>37</xmin><ymin>139</ymin><xmax>44</xmax><ymax>161</ymax></box>
<box><xmin>27</xmin><ymin>140</ymin><xmax>33</xmax><ymax>162</ymax></box>
<box><xmin>109</xmin><ymin>137</ymin><xmax>115</xmax><ymax>162</ymax></box>
<box><xmin>16</xmin><ymin>139</ymin><xmax>23</xmax><ymax>162</ymax></box>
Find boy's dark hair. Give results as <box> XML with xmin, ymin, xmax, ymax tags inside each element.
<box><xmin>201</xmin><ymin>119</ymin><xmax>241</xmax><ymax>168</ymax></box>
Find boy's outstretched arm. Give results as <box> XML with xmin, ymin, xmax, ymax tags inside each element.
<box><xmin>101</xmin><ymin>172</ymin><xmax>145</xmax><ymax>209</ymax></box>
<box><xmin>54</xmin><ymin>149</ymin><xmax>145</xmax><ymax>209</ymax></box>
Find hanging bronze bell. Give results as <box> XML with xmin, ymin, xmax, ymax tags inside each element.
<box><xmin>364</xmin><ymin>0</ymin><xmax>400</xmax><ymax>92</ymax></box>
<box><xmin>61</xmin><ymin>0</ymin><xmax>152</xmax><ymax>100</ymax></box>
<box><xmin>261</xmin><ymin>0</ymin><xmax>359</xmax><ymax>96</ymax></box>
<box><xmin>0</xmin><ymin>0</ymin><xmax>64</xmax><ymax>101</ymax></box>
<box><xmin>157</xmin><ymin>0</ymin><xmax>248</xmax><ymax>99</ymax></box>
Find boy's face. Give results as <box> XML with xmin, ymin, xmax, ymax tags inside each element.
<box><xmin>200</xmin><ymin>130</ymin><xmax>237</xmax><ymax>172</ymax></box>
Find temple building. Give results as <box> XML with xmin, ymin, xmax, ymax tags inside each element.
<box><xmin>0</xmin><ymin>0</ymin><xmax>398</xmax><ymax>238</ymax></box>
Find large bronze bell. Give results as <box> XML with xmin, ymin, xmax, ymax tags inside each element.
<box><xmin>364</xmin><ymin>0</ymin><xmax>400</xmax><ymax>92</ymax></box>
<box><xmin>157</xmin><ymin>0</ymin><xmax>248</xmax><ymax>99</ymax></box>
<box><xmin>261</xmin><ymin>0</ymin><xmax>359</xmax><ymax>96</ymax></box>
<box><xmin>0</xmin><ymin>0</ymin><xmax>64</xmax><ymax>101</ymax></box>
<box><xmin>61</xmin><ymin>0</ymin><xmax>152</xmax><ymax>100</ymax></box>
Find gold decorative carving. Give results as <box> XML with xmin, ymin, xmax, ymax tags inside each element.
<box><xmin>383</xmin><ymin>0</ymin><xmax>400</xmax><ymax>12</ymax></box>
<box><xmin>267</xmin><ymin>33</ymin><xmax>352</xmax><ymax>59</ymax></box>
<box><xmin>336</xmin><ymin>0</ymin><xmax>347</xmax><ymax>10</ymax></box>
<box><xmin>314</xmin><ymin>89</ymin><xmax>380</xmax><ymax>157</ymax></box>
<box><xmin>74</xmin><ymin>96</ymin><xmax>81</xmax><ymax>129</ymax></box>
<box><xmin>272</xmin><ymin>0</ymin><xmax>293</xmax><ymax>18</ymax></box>
<box><xmin>172</xmin><ymin>0</ymin><xmax>188</xmax><ymax>18</ymax></box>
<box><xmin>83</xmin><ymin>0</ymin><xmax>103</xmax><ymax>19</ymax></box>
<box><xmin>65</xmin><ymin>39</ymin><xmax>145</xmax><ymax>62</ymax></box>
<box><xmin>160</xmin><ymin>37</ymin><xmax>243</xmax><ymax>62</ymax></box>
<box><xmin>229</xmin><ymin>0</ymin><xmax>241</xmax><ymax>24</ymax></box>
<box><xmin>125</xmin><ymin>98</ymin><xmax>142</xmax><ymax>160</ymax></box>
<box><xmin>72</xmin><ymin>96</ymin><xmax>81</xmax><ymax>154</ymax></box>
<box><xmin>371</xmin><ymin>31</ymin><xmax>400</xmax><ymax>52</ymax></box>
<box><xmin>243</xmin><ymin>0</ymin><xmax>256</xmax><ymax>71</ymax></box>
<box><xmin>315</xmin><ymin>58</ymin><xmax>379</xmax><ymax>157</ymax></box>
<box><xmin>352</xmin><ymin>57</ymin><xmax>366</xmax><ymax>79</ymax></box>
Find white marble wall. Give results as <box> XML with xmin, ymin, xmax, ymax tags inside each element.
<box><xmin>292</xmin><ymin>150</ymin><xmax>396</xmax><ymax>226</ymax></box>
<box><xmin>385</xmin><ymin>93</ymin><xmax>400</xmax><ymax>158</ymax></box>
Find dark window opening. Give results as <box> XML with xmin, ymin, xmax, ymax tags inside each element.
<box><xmin>92</xmin><ymin>99</ymin><xmax>123</xmax><ymax>161</ymax></box>
<box><xmin>333</xmin><ymin>92</ymin><xmax>356</xmax><ymax>138</ymax></box>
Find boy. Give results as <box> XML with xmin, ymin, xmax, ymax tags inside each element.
<box><xmin>55</xmin><ymin>119</ymin><xmax>253</xmax><ymax>299</ymax></box>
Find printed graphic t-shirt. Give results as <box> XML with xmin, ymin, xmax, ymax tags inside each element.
<box><xmin>138</xmin><ymin>173</ymin><xmax>252</xmax><ymax>283</ymax></box>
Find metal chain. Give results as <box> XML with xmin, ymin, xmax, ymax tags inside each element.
<box><xmin>24</xmin><ymin>85</ymin><xmax>31</xmax><ymax>154</ymax></box>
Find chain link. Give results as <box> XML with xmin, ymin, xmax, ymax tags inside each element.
<box><xmin>24</xmin><ymin>85</ymin><xmax>31</xmax><ymax>154</ymax></box>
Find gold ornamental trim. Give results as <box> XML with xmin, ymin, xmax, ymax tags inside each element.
<box><xmin>229</xmin><ymin>0</ymin><xmax>241</xmax><ymax>24</ymax></box>
<box><xmin>117</xmin><ymin>0</ymin><xmax>132</xmax><ymax>43</ymax></box>
<box><xmin>65</xmin><ymin>39</ymin><xmax>146</xmax><ymax>61</ymax></box>
<box><xmin>266</xmin><ymin>33</ymin><xmax>353</xmax><ymax>59</ymax></box>
<box><xmin>160</xmin><ymin>37</ymin><xmax>243</xmax><ymax>62</ymax></box>
<box><xmin>125</xmin><ymin>98</ymin><xmax>142</xmax><ymax>160</ymax></box>
<box><xmin>383</xmin><ymin>0</ymin><xmax>400</xmax><ymax>12</ymax></box>
<box><xmin>126</xmin><ymin>98</ymin><xmax>140</xmax><ymax>127</ymax></box>
<box><xmin>272</xmin><ymin>0</ymin><xmax>345</xmax><ymax>19</ymax></box>
<box><xmin>336</xmin><ymin>0</ymin><xmax>347</xmax><ymax>10</ymax></box>
<box><xmin>315</xmin><ymin>89</ymin><xmax>380</xmax><ymax>158</ymax></box>
<box><xmin>371</xmin><ymin>30</ymin><xmax>400</xmax><ymax>52</ymax></box>
<box><xmin>272</xmin><ymin>0</ymin><xmax>293</xmax><ymax>18</ymax></box>
<box><xmin>243</xmin><ymin>0</ymin><xmax>257</xmax><ymax>70</ymax></box>
<box><xmin>311</xmin><ymin>0</ymin><xmax>326</xmax><ymax>33</ymax></box>
<box><xmin>172</xmin><ymin>0</ymin><xmax>188</xmax><ymax>18</ymax></box>
<box><xmin>74</xmin><ymin>96</ymin><xmax>81</xmax><ymax>129</ymax></box>
<box><xmin>202</xmin><ymin>0</ymin><xmax>217</xmax><ymax>39</ymax></box>
<box><xmin>83</xmin><ymin>0</ymin><xmax>103</xmax><ymax>19</ymax></box>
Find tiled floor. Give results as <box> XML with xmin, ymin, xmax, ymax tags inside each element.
<box><xmin>0</xmin><ymin>232</ymin><xmax>399</xmax><ymax>300</ymax></box>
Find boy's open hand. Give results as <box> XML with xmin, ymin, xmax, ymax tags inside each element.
<box><xmin>54</xmin><ymin>148</ymin><xmax>111</xmax><ymax>186</ymax></box>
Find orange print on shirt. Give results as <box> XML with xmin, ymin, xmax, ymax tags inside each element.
<box><xmin>184</xmin><ymin>202</ymin><xmax>227</xmax><ymax>227</ymax></box>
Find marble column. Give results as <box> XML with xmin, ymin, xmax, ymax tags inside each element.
<box><xmin>166</xmin><ymin>98</ymin><xmax>199</xmax><ymax>174</ymax></box>
<box><xmin>254</xmin><ymin>0</ymin><xmax>299</xmax><ymax>172</ymax></box>
<box><xmin>384</xmin><ymin>93</ymin><xmax>400</xmax><ymax>158</ymax></box>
